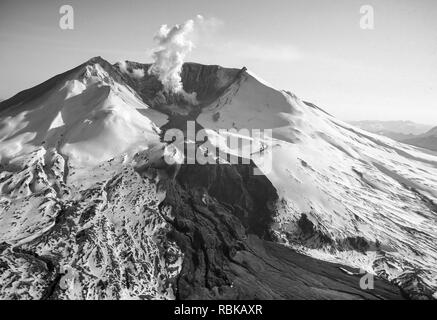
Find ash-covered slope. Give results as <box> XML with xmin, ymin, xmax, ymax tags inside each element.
<box><xmin>0</xmin><ymin>57</ymin><xmax>432</xmax><ymax>299</ymax></box>
<box><xmin>160</xmin><ymin>162</ymin><xmax>402</xmax><ymax>299</ymax></box>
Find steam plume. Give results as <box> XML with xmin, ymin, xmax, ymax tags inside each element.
<box><xmin>117</xmin><ymin>60</ymin><xmax>145</xmax><ymax>79</ymax></box>
<box><xmin>148</xmin><ymin>15</ymin><xmax>210</xmax><ymax>103</ymax></box>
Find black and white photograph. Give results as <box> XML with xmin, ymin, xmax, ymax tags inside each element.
<box><xmin>0</xmin><ymin>0</ymin><xmax>436</xmax><ymax>308</ymax></box>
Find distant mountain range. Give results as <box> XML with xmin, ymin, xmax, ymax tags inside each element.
<box><xmin>402</xmin><ymin>126</ymin><xmax>437</xmax><ymax>152</ymax></box>
<box><xmin>350</xmin><ymin>120</ymin><xmax>437</xmax><ymax>152</ymax></box>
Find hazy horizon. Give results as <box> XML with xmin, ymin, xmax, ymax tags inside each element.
<box><xmin>1</xmin><ymin>0</ymin><xmax>436</xmax><ymax>125</ymax></box>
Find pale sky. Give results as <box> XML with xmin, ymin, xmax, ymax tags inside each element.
<box><xmin>1</xmin><ymin>0</ymin><xmax>436</xmax><ymax>124</ymax></box>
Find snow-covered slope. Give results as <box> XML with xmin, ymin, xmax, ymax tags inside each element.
<box><xmin>0</xmin><ymin>57</ymin><xmax>435</xmax><ymax>299</ymax></box>
<box><xmin>0</xmin><ymin>57</ymin><xmax>167</xmax><ymax>166</ymax></box>
<box><xmin>198</xmin><ymin>71</ymin><xmax>437</xmax><ymax>297</ymax></box>
<box><xmin>0</xmin><ymin>58</ymin><xmax>180</xmax><ymax>299</ymax></box>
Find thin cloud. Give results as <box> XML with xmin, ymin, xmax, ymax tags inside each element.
<box><xmin>232</xmin><ymin>43</ymin><xmax>302</xmax><ymax>62</ymax></box>
<box><xmin>198</xmin><ymin>39</ymin><xmax>302</xmax><ymax>63</ymax></box>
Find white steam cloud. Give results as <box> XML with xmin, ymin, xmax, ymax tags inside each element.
<box><xmin>148</xmin><ymin>15</ymin><xmax>217</xmax><ymax>103</ymax></box>
<box><xmin>117</xmin><ymin>60</ymin><xmax>145</xmax><ymax>79</ymax></box>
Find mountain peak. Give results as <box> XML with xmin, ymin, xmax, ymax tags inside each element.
<box><xmin>87</xmin><ymin>55</ymin><xmax>105</xmax><ymax>63</ymax></box>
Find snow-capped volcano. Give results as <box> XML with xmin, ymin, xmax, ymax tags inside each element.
<box><xmin>0</xmin><ymin>57</ymin><xmax>436</xmax><ymax>299</ymax></box>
